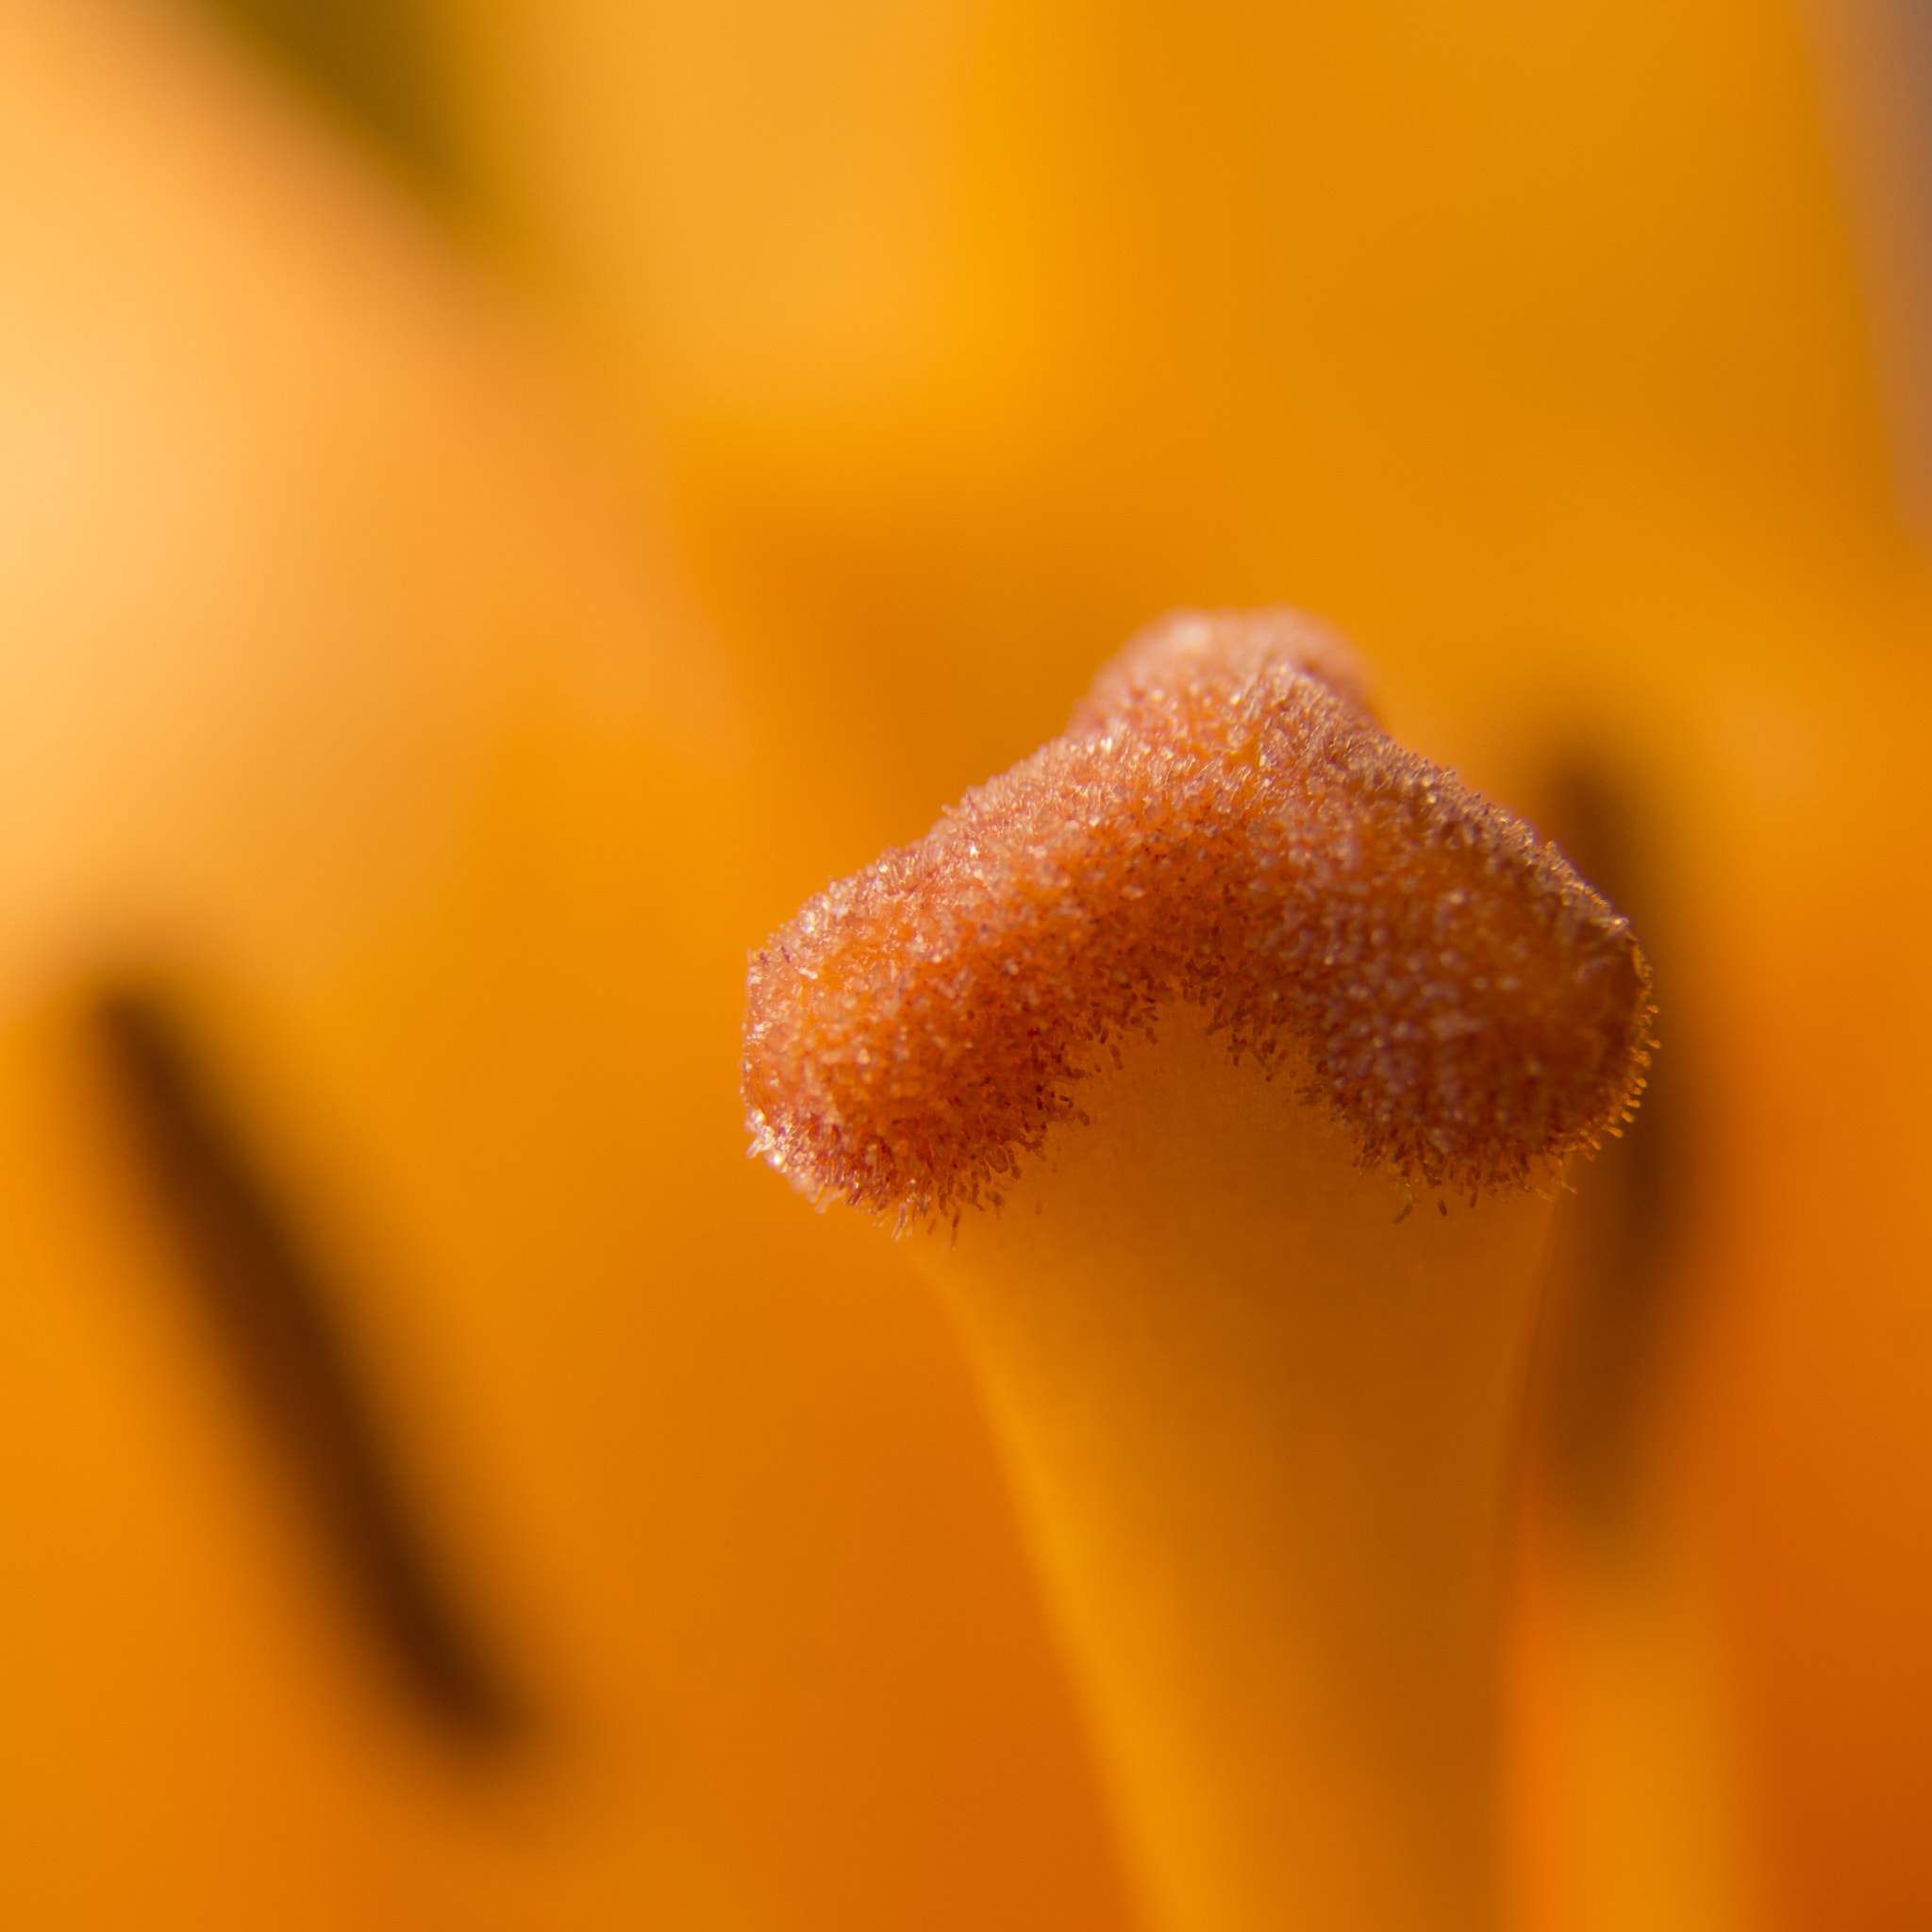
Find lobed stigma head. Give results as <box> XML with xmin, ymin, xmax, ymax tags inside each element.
<box><xmin>742</xmin><ymin>608</ymin><xmax>1654</xmax><ymax>1224</ymax></box>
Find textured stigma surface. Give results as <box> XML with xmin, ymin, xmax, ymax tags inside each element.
<box><xmin>742</xmin><ymin>610</ymin><xmax>1653</xmax><ymax>1222</ymax></box>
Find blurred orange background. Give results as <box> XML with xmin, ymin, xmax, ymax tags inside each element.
<box><xmin>2</xmin><ymin>0</ymin><xmax>1929</xmax><ymax>1926</ymax></box>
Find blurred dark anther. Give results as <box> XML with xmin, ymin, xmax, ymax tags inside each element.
<box><xmin>194</xmin><ymin>0</ymin><xmax>456</xmax><ymax>192</ymax></box>
<box><xmin>1538</xmin><ymin>757</ymin><xmax>1692</xmax><ymax>1531</ymax></box>
<box><xmin>94</xmin><ymin>985</ymin><xmax>525</xmax><ymax>1752</ymax></box>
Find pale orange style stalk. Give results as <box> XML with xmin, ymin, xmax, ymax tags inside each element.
<box><xmin>744</xmin><ymin>610</ymin><xmax>1654</xmax><ymax>1932</ymax></box>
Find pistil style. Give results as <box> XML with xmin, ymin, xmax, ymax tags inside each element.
<box><xmin>742</xmin><ymin>609</ymin><xmax>1653</xmax><ymax>1932</ymax></box>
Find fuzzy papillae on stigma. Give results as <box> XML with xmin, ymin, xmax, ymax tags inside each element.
<box><xmin>742</xmin><ymin>608</ymin><xmax>1654</xmax><ymax>1226</ymax></box>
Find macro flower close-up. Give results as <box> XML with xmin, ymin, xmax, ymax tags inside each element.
<box><xmin>3</xmin><ymin>2</ymin><xmax>1930</xmax><ymax>1929</ymax></box>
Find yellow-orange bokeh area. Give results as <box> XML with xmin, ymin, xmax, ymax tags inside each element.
<box><xmin>8</xmin><ymin>0</ymin><xmax>1932</xmax><ymax>1929</ymax></box>
<box><xmin>0</xmin><ymin>4</ymin><xmax>1130</xmax><ymax>1928</ymax></box>
<box><xmin>441</xmin><ymin>0</ymin><xmax>1909</xmax><ymax>816</ymax></box>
